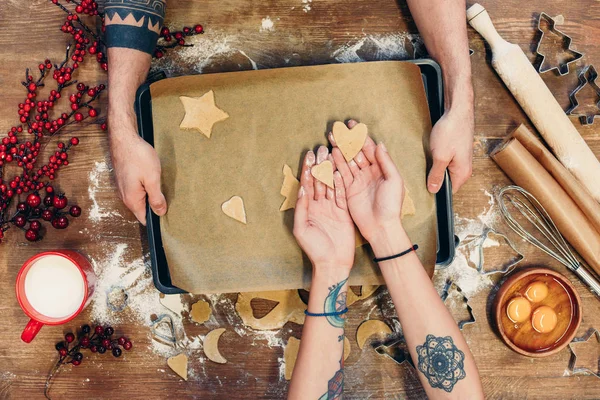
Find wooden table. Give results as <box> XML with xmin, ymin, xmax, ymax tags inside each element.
<box><xmin>2</xmin><ymin>0</ymin><xmax>600</xmax><ymax>398</ymax></box>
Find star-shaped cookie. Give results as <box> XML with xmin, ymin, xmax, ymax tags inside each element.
<box><xmin>179</xmin><ymin>90</ymin><xmax>229</xmax><ymax>138</ymax></box>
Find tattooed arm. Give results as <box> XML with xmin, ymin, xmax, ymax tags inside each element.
<box><xmin>106</xmin><ymin>0</ymin><xmax>168</xmax><ymax>225</ymax></box>
<box><xmin>289</xmin><ymin>146</ymin><xmax>356</xmax><ymax>399</ymax></box>
<box><xmin>329</xmin><ymin>122</ymin><xmax>484</xmax><ymax>399</ymax></box>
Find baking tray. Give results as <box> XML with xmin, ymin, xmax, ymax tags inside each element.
<box><xmin>135</xmin><ymin>59</ymin><xmax>455</xmax><ymax>294</ymax></box>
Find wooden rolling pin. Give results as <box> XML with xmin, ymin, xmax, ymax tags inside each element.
<box><xmin>467</xmin><ymin>4</ymin><xmax>600</xmax><ymax>202</ymax></box>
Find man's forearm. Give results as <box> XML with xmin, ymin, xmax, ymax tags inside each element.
<box><xmin>406</xmin><ymin>0</ymin><xmax>473</xmax><ymax>110</ymax></box>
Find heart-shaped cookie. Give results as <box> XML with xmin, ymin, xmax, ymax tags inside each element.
<box><xmin>311</xmin><ymin>160</ymin><xmax>334</xmax><ymax>189</ymax></box>
<box><xmin>332</xmin><ymin>121</ymin><xmax>368</xmax><ymax>162</ymax></box>
<box><xmin>167</xmin><ymin>353</ymin><xmax>188</xmax><ymax>381</ymax></box>
<box><xmin>222</xmin><ymin>195</ymin><xmax>247</xmax><ymax>224</ymax></box>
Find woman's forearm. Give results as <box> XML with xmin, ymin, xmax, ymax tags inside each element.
<box><xmin>371</xmin><ymin>224</ymin><xmax>484</xmax><ymax>399</ymax></box>
<box><xmin>288</xmin><ymin>267</ymin><xmax>349</xmax><ymax>400</ymax></box>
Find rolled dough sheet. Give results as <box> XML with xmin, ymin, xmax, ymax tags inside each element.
<box><xmin>150</xmin><ymin>61</ymin><xmax>437</xmax><ymax>294</ymax></box>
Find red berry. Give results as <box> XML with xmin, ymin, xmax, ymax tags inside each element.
<box><xmin>29</xmin><ymin>221</ymin><xmax>41</xmax><ymax>231</ymax></box>
<box><xmin>26</xmin><ymin>193</ymin><xmax>41</xmax><ymax>208</ymax></box>
<box><xmin>59</xmin><ymin>348</ymin><xmax>68</xmax><ymax>357</ymax></box>
<box><xmin>118</xmin><ymin>337</ymin><xmax>127</xmax><ymax>346</ymax></box>
<box><xmin>52</xmin><ymin>216</ymin><xmax>69</xmax><ymax>229</ymax></box>
<box><xmin>69</xmin><ymin>205</ymin><xmax>82</xmax><ymax>217</ymax></box>
<box><xmin>14</xmin><ymin>215</ymin><xmax>26</xmax><ymax>228</ymax></box>
<box><xmin>100</xmin><ymin>123</ymin><xmax>107</xmax><ymax>131</ymax></box>
<box><xmin>123</xmin><ymin>341</ymin><xmax>132</xmax><ymax>351</ymax></box>
<box><xmin>194</xmin><ymin>25</ymin><xmax>203</xmax><ymax>34</ymax></box>
<box><xmin>90</xmin><ymin>345</ymin><xmax>98</xmax><ymax>353</ymax></box>
<box><xmin>77</xmin><ymin>83</ymin><xmax>85</xmax><ymax>91</ymax></box>
<box><xmin>53</xmin><ymin>195</ymin><xmax>68</xmax><ymax>209</ymax></box>
<box><xmin>25</xmin><ymin>229</ymin><xmax>38</xmax><ymax>241</ymax></box>
<box><xmin>28</xmin><ymin>83</ymin><xmax>37</xmax><ymax>92</ymax></box>
<box><xmin>70</xmin><ymin>137</ymin><xmax>79</xmax><ymax>146</ymax></box>
<box><xmin>46</xmin><ymin>185</ymin><xmax>54</xmax><ymax>194</ymax></box>
<box><xmin>88</xmin><ymin>108</ymin><xmax>97</xmax><ymax>118</ymax></box>
<box><xmin>42</xmin><ymin>209</ymin><xmax>54</xmax><ymax>221</ymax></box>
<box><xmin>17</xmin><ymin>202</ymin><xmax>28</xmax><ymax>212</ymax></box>
<box><xmin>65</xmin><ymin>332</ymin><xmax>75</xmax><ymax>343</ymax></box>
<box><xmin>74</xmin><ymin>112</ymin><xmax>83</xmax><ymax>122</ymax></box>
<box><xmin>102</xmin><ymin>338</ymin><xmax>111</xmax><ymax>348</ymax></box>
<box><xmin>72</xmin><ymin>360</ymin><xmax>81</xmax><ymax>366</ymax></box>
<box><xmin>154</xmin><ymin>50</ymin><xmax>164</xmax><ymax>59</ymax></box>
<box><xmin>95</xmin><ymin>325</ymin><xmax>104</xmax><ymax>335</ymax></box>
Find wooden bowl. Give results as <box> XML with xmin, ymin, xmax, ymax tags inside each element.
<box><xmin>494</xmin><ymin>267</ymin><xmax>582</xmax><ymax>357</ymax></box>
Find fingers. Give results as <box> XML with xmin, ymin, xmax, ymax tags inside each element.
<box><xmin>348</xmin><ymin>159</ymin><xmax>361</xmax><ymax>177</ymax></box>
<box><xmin>354</xmin><ymin>150</ymin><xmax>370</xmax><ymax>169</ymax></box>
<box><xmin>347</xmin><ymin>119</ymin><xmax>358</xmax><ymax>129</ymax></box>
<box><xmin>361</xmin><ymin>136</ymin><xmax>377</xmax><ymax>164</ymax></box>
<box><xmin>314</xmin><ymin>146</ymin><xmax>328</xmax><ymax>200</ymax></box>
<box><xmin>375</xmin><ymin>142</ymin><xmax>400</xmax><ymax>180</ymax></box>
<box><xmin>145</xmin><ymin>175</ymin><xmax>168</xmax><ymax>218</ymax></box>
<box><xmin>332</xmin><ymin>147</ymin><xmax>353</xmax><ymax>188</ymax></box>
<box><xmin>295</xmin><ymin>151</ymin><xmax>316</xmax><ymax>228</ymax></box>
<box><xmin>448</xmin><ymin>153</ymin><xmax>473</xmax><ymax>194</ymax></box>
<box><xmin>427</xmin><ymin>154</ymin><xmax>450</xmax><ymax>193</ymax></box>
<box><xmin>300</xmin><ymin>150</ymin><xmax>316</xmax><ymax>201</ymax></box>
<box><xmin>326</xmin><ymin>154</ymin><xmax>336</xmax><ymax>200</ymax></box>
<box><xmin>122</xmin><ymin>188</ymin><xmax>149</xmax><ymax>226</ymax></box>
<box><xmin>334</xmin><ymin>172</ymin><xmax>347</xmax><ymax>210</ymax></box>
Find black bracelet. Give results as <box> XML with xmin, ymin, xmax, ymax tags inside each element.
<box><xmin>304</xmin><ymin>307</ymin><xmax>349</xmax><ymax>317</ymax></box>
<box><xmin>373</xmin><ymin>244</ymin><xmax>418</xmax><ymax>263</ymax></box>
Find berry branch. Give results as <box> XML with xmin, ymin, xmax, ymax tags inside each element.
<box><xmin>45</xmin><ymin>324</ymin><xmax>133</xmax><ymax>399</ymax></box>
<box><xmin>0</xmin><ymin>0</ymin><xmax>205</xmax><ymax>244</ymax></box>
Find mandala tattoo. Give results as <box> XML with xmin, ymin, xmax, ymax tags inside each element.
<box><xmin>323</xmin><ymin>278</ymin><xmax>348</xmax><ymax>328</ymax></box>
<box><xmin>104</xmin><ymin>0</ymin><xmax>166</xmax><ymax>54</ymax></box>
<box><xmin>416</xmin><ymin>335</ymin><xmax>466</xmax><ymax>393</ymax></box>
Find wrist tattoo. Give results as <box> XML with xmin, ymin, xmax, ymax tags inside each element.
<box><xmin>324</xmin><ymin>278</ymin><xmax>348</xmax><ymax>329</ymax></box>
<box><xmin>416</xmin><ymin>334</ymin><xmax>466</xmax><ymax>393</ymax></box>
<box><xmin>104</xmin><ymin>0</ymin><xmax>166</xmax><ymax>54</ymax></box>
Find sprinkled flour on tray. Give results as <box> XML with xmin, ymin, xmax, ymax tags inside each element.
<box><xmin>260</xmin><ymin>16</ymin><xmax>275</xmax><ymax>32</ymax></box>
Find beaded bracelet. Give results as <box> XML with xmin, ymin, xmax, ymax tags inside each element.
<box><xmin>373</xmin><ymin>244</ymin><xmax>418</xmax><ymax>263</ymax></box>
<box><xmin>304</xmin><ymin>307</ymin><xmax>349</xmax><ymax>317</ymax></box>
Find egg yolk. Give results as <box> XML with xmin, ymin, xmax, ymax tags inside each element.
<box><xmin>506</xmin><ymin>297</ymin><xmax>531</xmax><ymax>323</ymax></box>
<box><xmin>525</xmin><ymin>281</ymin><xmax>549</xmax><ymax>302</ymax></box>
<box><xmin>531</xmin><ymin>306</ymin><xmax>558</xmax><ymax>333</ymax></box>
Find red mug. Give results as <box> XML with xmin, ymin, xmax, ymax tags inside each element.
<box><xmin>16</xmin><ymin>250</ymin><xmax>96</xmax><ymax>343</ymax></box>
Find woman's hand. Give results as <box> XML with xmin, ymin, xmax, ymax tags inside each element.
<box><xmin>293</xmin><ymin>146</ymin><xmax>355</xmax><ymax>272</ymax></box>
<box><xmin>329</xmin><ymin>120</ymin><xmax>405</xmax><ymax>243</ymax></box>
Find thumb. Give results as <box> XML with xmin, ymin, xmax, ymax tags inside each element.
<box><xmin>375</xmin><ymin>142</ymin><xmax>399</xmax><ymax>180</ymax></box>
<box><xmin>427</xmin><ymin>156</ymin><xmax>448</xmax><ymax>193</ymax></box>
<box><xmin>145</xmin><ymin>177</ymin><xmax>168</xmax><ymax>217</ymax></box>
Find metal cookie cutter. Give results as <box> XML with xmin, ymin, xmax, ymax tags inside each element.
<box><xmin>441</xmin><ymin>280</ymin><xmax>475</xmax><ymax>330</ymax></box>
<box><xmin>467</xmin><ymin>226</ymin><xmax>524</xmax><ymax>276</ymax></box>
<box><xmin>568</xmin><ymin>328</ymin><xmax>600</xmax><ymax>379</ymax></box>
<box><xmin>534</xmin><ymin>12</ymin><xmax>583</xmax><ymax>76</ymax></box>
<box><xmin>567</xmin><ymin>65</ymin><xmax>600</xmax><ymax>124</ymax></box>
<box><xmin>375</xmin><ymin>337</ymin><xmax>414</xmax><ymax>368</ymax></box>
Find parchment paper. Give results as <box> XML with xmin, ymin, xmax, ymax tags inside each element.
<box><xmin>491</xmin><ymin>138</ymin><xmax>600</xmax><ymax>276</ymax></box>
<box><xmin>510</xmin><ymin>124</ymin><xmax>600</xmax><ymax>234</ymax></box>
<box><xmin>150</xmin><ymin>61</ymin><xmax>437</xmax><ymax>294</ymax></box>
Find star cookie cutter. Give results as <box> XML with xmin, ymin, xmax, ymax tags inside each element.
<box><xmin>440</xmin><ymin>280</ymin><xmax>476</xmax><ymax>330</ymax></box>
<box><xmin>466</xmin><ymin>226</ymin><xmax>524</xmax><ymax>276</ymax></box>
<box><xmin>534</xmin><ymin>12</ymin><xmax>583</xmax><ymax>76</ymax></box>
<box><xmin>567</xmin><ymin>65</ymin><xmax>600</xmax><ymax>125</ymax></box>
<box><xmin>568</xmin><ymin>328</ymin><xmax>600</xmax><ymax>378</ymax></box>
<box><xmin>375</xmin><ymin>337</ymin><xmax>414</xmax><ymax>368</ymax></box>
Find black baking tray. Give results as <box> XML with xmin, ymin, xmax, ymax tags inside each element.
<box><xmin>135</xmin><ymin>59</ymin><xmax>456</xmax><ymax>294</ymax></box>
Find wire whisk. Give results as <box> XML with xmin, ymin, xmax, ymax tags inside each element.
<box><xmin>497</xmin><ymin>185</ymin><xmax>600</xmax><ymax>298</ymax></box>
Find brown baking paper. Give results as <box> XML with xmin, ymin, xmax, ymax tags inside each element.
<box><xmin>511</xmin><ymin>124</ymin><xmax>600</xmax><ymax>234</ymax></box>
<box><xmin>150</xmin><ymin>61</ymin><xmax>437</xmax><ymax>294</ymax></box>
<box><xmin>491</xmin><ymin>138</ymin><xmax>600</xmax><ymax>276</ymax></box>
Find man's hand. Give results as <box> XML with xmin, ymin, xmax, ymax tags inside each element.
<box><xmin>293</xmin><ymin>146</ymin><xmax>355</xmax><ymax>272</ymax></box>
<box><xmin>427</xmin><ymin>104</ymin><xmax>474</xmax><ymax>194</ymax></box>
<box><xmin>110</xmin><ymin>129</ymin><xmax>167</xmax><ymax>225</ymax></box>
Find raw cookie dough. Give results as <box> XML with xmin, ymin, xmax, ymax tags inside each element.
<box><xmin>402</xmin><ymin>188</ymin><xmax>416</xmax><ymax>217</ymax></box>
<box><xmin>167</xmin><ymin>353</ymin><xmax>188</xmax><ymax>380</ymax></box>
<box><xmin>159</xmin><ymin>293</ymin><xmax>185</xmax><ymax>315</ymax></box>
<box><xmin>311</xmin><ymin>160</ymin><xmax>334</xmax><ymax>189</ymax></box>
<box><xmin>284</xmin><ymin>336</ymin><xmax>301</xmax><ymax>380</ymax></box>
<box><xmin>284</xmin><ymin>336</ymin><xmax>351</xmax><ymax>380</ymax></box>
<box><xmin>222</xmin><ymin>195</ymin><xmax>247</xmax><ymax>224</ymax></box>
<box><xmin>280</xmin><ymin>164</ymin><xmax>300</xmax><ymax>211</ymax></box>
<box><xmin>203</xmin><ymin>328</ymin><xmax>228</xmax><ymax>364</ymax></box>
<box><xmin>179</xmin><ymin>90</ymin><xmax>229</xmax><ymax>138</ymax></box>
<box><xmin>332</xmin><ymin>121</ymin><xmax>368</xmax><ymax>162</ymax></box>
<box><xmin>356</xmin><ymin>319</ymin><xmax>392</xmax><ymax>349</ymax></box>
<box><xmin>190</xmin><ymin>299</ymin><xmax>212</xmax><ymax>324</ymax></box>
<box><xmin>236</xmin><ymin>290</ymin><xmax>306</xmax><ymax>330</ymax></box>
<box><xmin>347</xmin><ymin>285</ymin><xmax>379</xmax><ymax>306</ymax></box>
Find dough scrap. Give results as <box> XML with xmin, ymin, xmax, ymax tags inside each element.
<box><xmin>356</xmin><ymin>320</ymin><xmax>392</xmax><ymax>349</ymax></box>
<box><xmin>284</xmin><ymin>336</ymin><xmax>301</xmax><ymax>380</ymax></box>
<box><xmin>332</xmin><ymin>121</ymin><xmax>368</xmax><ymax>162</ymax></box>
<box><xmin>190</xmin><ymin>300</ymin><xmax>212</xmax><ymax>324</ymax></box>
<box><xmin>284</xmin><ymin>336</ymin><xmax>350</xmax><ymax>381</ymax></box>
<box><xmin>236</xmin><ymin>290</ymin><xmax>306</xmax><ymax>330</ymax></box>
<box><xmin>167</xmin><ymin>353</ymin><xmax>188</xmax><ymax>381</ymax></box>
<box><xmin>402</xmin><ymin>188</ymin><xmax>416</xmax><ymax>217</ymax></box>
<box><xmin>280</xmin><ymin>164</ymin><xmax>300</xmax><ymax>211</ymax></box>
<box><xmin>179</xmin><ymin>90</ymin><xmax>229</xmax><ymax>138</ymax></box>
<box><xmin>203</xmin><ymin>328</ymin><xmax>228</xmax><ymax>364</ymax></box>
<box><xmin>347</xmin><ymin>285</ymin><xmax>380</xmax><ymax>306</ymax></box>
<box><xmin>159</xmin><ymin>294</ymin><xmax>185</xmax><ymax>315</ymax></box>
<box><xmin>222</xmin><ymin>195</ymin><xmax>247</xmax><ymax>224</ymax></box>
<box><xmin>311</xmin><ymin>160</ymin><xmax>334</xmax><ymax>189</ymax></box>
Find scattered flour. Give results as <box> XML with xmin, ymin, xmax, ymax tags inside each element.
<box><xmin>302</xmin><ymin>0</ymin><xmax>312</xmax><ymax>13</ymax></box>
<box><xmin>88</xmin><ymin>161</ymin><xmax>122</xmax><ymax>223</ymax></box>
<box><xmin>331</xmin><ymin>33</ymin><xmax>423</xmax><ymax>63</ymax></box>
<box><xmin>260</xmin><ymin>16</ymin><xmax>275</xmax><ymax>32</ymax></box>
